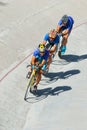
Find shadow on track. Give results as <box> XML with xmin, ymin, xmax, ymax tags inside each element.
<box><xmin>25</xmin><ymin>86</ymin><xmax>72</xmax><ymax>103</ymax></box>
<box><xmin>62</xmin><ymin>54</ymin><xmax>87</xmax><ymax>62</ymax></box>
<box><xmin>52</xmin><ymin>54</ymin><xmax>87</xmax><ymax>65</ymax></box>
<box><xmin>37</xmin><ymin>86</ymin><xmax>72</xmax><ymax>96</ymax></box>
<box><xmin>41</xmin><ymin>69</ymin><xmax>80</xmax><ymax>85</ymax></box>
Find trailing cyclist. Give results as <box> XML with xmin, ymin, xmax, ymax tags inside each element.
<box><xmin>27</xmin><ymin>43</ymin><xmax>50</xmax><ymax>92</ymax></box>
<box><xmin>56</xmin><ymin>14</ymin><xmax>74</xmax><ymax>58</ymax></box>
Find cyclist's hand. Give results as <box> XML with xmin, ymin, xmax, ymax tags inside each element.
<box><xmin>32</xmin><ymin>65</ymin><xmax>35</xmax><ymax>69</ymax></box>
<box><xmin>35</xmin><ymin>65</ymin><xmax>40</xmax><ymax>71</ymax></box>
<box><xmin>31</xmin><ymin>65</ymin><xmax>39</xmax><ymax>71</ymax></box>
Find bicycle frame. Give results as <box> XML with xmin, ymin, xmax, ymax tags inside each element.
<box><xmin>29</xmin><ymin>69</ymin><xmax>36</xmax><ymax>88</ymax></box>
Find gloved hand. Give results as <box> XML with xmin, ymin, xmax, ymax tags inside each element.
<box><xmin>32</xmin><ymin>65</ymin><xmax>35</xmax><ymax>69</ymax></box>
<box><xmin>32</xmin><ymin>64</ymin><xmax>41</xmax><ymax>71</ymax></box>
<box><xmin>32</xmin><ymin>65</ymin><xmax>39</xmax><ymax>71</ymax></box>
<box><xmin>35</xmin><ymin>65</ymin><xmax>40</xmax><ymax>71</ymax></box>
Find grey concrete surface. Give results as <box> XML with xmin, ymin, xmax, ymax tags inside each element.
<box><xmin>0</xmin><ymin>0</ymin><xmax>87</xmax><ymax>130</ymax></box>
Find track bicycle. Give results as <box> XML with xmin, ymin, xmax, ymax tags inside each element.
<box><xmin>24</xmin><ymin>63</ymin><xmax>48</xmax><ymax>100</ymax></box>
<box><xmin>24</xmin><ymin>66</ymin><xmax>38</xmax><ymax>100</ymax></box>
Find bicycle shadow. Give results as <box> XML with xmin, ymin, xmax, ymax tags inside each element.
<box><xmin>36</xmin><ymin>86</ymin><xmax>72</xmax><ymax>97</ymax></box>
<box><xmin>25</xmin><ymin>86</ymin><xmax>72</xmax><ymax>103</ymax></box>
<box><xmin>53</xmin><ymin>54</ymin><xmax>87</xmax><ymax>65</ymax></box>
<box><xmin>62</xmin><ymin>54</ymin><xmax>87</xmax><ymax>62</ymax></box>
<box><xmin>42</xmin><ymin>69</ymin><xmax>80</xmax><ymax>84</ymax></box>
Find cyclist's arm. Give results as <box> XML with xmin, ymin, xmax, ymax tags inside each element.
<box><xmin>39</xmin><ymin>59</ymin><xmax>46</xmax><ymax>68</ymax></box>
<box><xmin>56</xmin><ymin>20</ymin><xmax>63</xmax><ymax>33</ymax></box>
<box><xmin>62</xmin><ymin>20</ymin><xmax>73</xmax><ymax>35</ymax></box>
<box><xmin>62</xmin><ymin>29</ymin><xmax>69</xmax><ymax>35</ymax></box>
<box><xmin>43</xmin><ymin>40</ymin><xmax>47</xmax><ymax>45</ymax></box>
<box><xmin>56</xmin><ymin>25</ymin><xmax>61</xmax><ymax>33</ymax></box>
<box><xmin>50</xmin><ymin>44</ymin><xmax>57</xmax><ymax>53</ymax></box>
<box><xmin>42</xmin><ymin>33</ymin><xmax>49</xmax><ymax>45</ymax></box>
<box><xmin>31</xmin><ymin>56</ymin><xmax>36</xmax><ymax>65</ymax></box>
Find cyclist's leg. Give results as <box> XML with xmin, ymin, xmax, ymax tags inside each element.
<box><xmin>47</xmin><ymin>54</ymin><xmax>52</xmax><ymax>68</ymax></box>
<box><xmin>36</xmin><ymin>73</ymin><xmax>41</xmax><ymax>85</ymax></box>
<box><xmin>50</xmin><ymin>44</ymin><xmax>58</xmax><ymax>59</ymax></box>
<box><xmin>32</xmin><ymin>72</ymin><xmax>41</xmax><ymax>91</ymax></box>
<box><xmin>58</xmin><ymin>28</ymin><xmax>69</xmax><ymax>57</ymax></box>
<box><xmin>61</xmin><ymin>24</ymin><xmax>73</xmax><ymax>46</ymax></box>
<box><xmin>41</xmin><ymin>63</ymin><xmax>49</xmax><ymax>74</ymax></box>
<box><xmin>58</xmin><ymin>35</ymin><xmax>68</xmax><ymax>57</ymax></box>
<box><xmin>62</xmin><ymin>33</ymin><xmax>68</xmax><ymax>45</ymax></box>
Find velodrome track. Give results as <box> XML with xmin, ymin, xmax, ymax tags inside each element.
<box><xmin>0</xmin><ymin>0</ymin><xmax>87</xmax><ymax>130</ymax></box>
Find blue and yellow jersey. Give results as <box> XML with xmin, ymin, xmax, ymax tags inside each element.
<box><xmin>33</xmin><ymin>48</ymin><xmax>49</xmax><ymax>63</ymax></box>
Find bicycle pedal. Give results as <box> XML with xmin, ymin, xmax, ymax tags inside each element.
<box><xmin>30</xmin><ymin>88</ymin><xmax>37</xmax><ymax>95</ymax></box>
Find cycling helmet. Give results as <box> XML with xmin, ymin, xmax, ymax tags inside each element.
<box><xmin>38</xmin><ymin>43</ymin><xmax>46</xmax><ymax>53</ymax></box>
<box><xmin>61</xmin><ymin>15</ymin><xmax>68</xmax><ymax>24</ymax></box>
<box><xmin>49</xmin><ymin>29</ymin><xmax>57</xmax><ymax>39</ymax></box>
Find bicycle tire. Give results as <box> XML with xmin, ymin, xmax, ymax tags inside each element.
<box><xmin>24</xmin><ymin>70</ymin><xmax>36</xmax><ymax>100</ymax></box>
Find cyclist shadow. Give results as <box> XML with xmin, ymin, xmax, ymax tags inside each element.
<box><xmin>36</xmin><ymin>86</ymin><xmax>72</xmax><ymax>97</ymax></box>
<box><xmin>42</xmin><ymin>69</ymin><xmax>80</xmax><ymax>84</ymax></box>
<box><xmin>62</xmin><ymin>54</ymin><xmax>87</xmax><ymax>62</ymax></box>
<box><xmin>25</xmin><ymin>86</ymin><xmax>72</xmax><ymax>103</ymax></box>
<box><xmin>52</xmin><ymin>54</ymin><xmax>87</xmax><ymax>65</ymax></box>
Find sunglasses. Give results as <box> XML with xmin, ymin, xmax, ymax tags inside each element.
<box><xmin>40</xmin><ymin>52</ymin><xmax>45</xmax><ymax>54</ymax></box>
<box><xmin>49</xmin><ymin>37</ymin><xmax>55</xmax><ymax>40</ymax></box>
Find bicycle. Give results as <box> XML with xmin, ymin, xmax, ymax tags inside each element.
<box><xmin>24</xmin><ymin>66</ymin><xmax>38</xmax><ymax>100</ymax></box>
<box><xmin>24</xmin><ymin>63</ymin><xmax>48</xmax><ymax>100</ymax></box>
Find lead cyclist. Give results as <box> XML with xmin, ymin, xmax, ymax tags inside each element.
<box><xmin>27</xmin><ymin>43</ymin><xmax>50</xmax><ymax>92</ymax></box>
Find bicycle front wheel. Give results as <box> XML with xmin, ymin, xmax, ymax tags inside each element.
<box><xmin>24</xmin><ymin>71</ymin><xmax>36</xmax><ymax>100</ymax></box>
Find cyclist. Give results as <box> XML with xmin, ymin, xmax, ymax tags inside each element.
<box><xmin>56</xmin><ymin>15</ymin><xmax>74</xmax><ymax>58</ymax></box>
<box><xmin>43</xmin><ymin>29</ymin><xmax>60</xmax><ymax>63</ymax></box>
<box><xmin>27</xmin><ymin>43</ymin><xmax>50</xmax><ymax>92</ymax></box>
